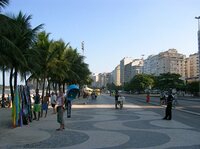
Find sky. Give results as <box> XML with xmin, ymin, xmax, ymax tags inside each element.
<box><xmin>2</xmin><ymin>0</ymin><xmax>200</xmax><ymax>74</ymax></box>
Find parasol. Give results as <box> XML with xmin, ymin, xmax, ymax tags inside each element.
<box><xmin>67</xmin><ymin>84</ymin><xmax>79</xmax><ymax>101</ymax></box>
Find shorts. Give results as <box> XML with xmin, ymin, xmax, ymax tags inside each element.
<box><xmin>42</xmin><ymin>103</ymin><xmax>48</xmax><ymax>110</ymax></box>
<box><xmin>51</xmin><ymin>103</ymin><xmax>56</xmax><ymax>108</ymax></box>
<box><xmin>34</xmin><ymin>104</ymin><xmax>41</xmax><ymax>112</ymax></box>
<box><xmin>57</xmin><ymin>106</ymin><xmax>64</xmax><ymax>124</ymax></box>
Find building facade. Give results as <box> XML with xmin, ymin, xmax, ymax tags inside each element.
<box><xmin>91</xmin><ymin>73</ymin><xmax>99</xmax><ymax>88</ymax></box>
<box><xmin>124</xmin><ymin>59</ymin><xmax>143</xmax><ymax>83</ymax></box>
<box><xmin>143</xmin><ymin>49</ymin><xmax>186</xmax><ymax>78</ymax></box>
<box><xmin>185</xmin><ymin>53</ymin><xmax>199</xmax><ymax>82</ymax></box>
<box><xmin>113</xmin><ymin>65</ymin><xmax>121</xmax><ymax>86</ymax></box>
<box><xmin>120</xmin><ymin>57</ymin><xmax>133</xmax><ymax>85</ymax></box>
<box><xmin>143</xmin><ymin>55</ymin><xmax>159</xmax><ymax>76</ymax></box>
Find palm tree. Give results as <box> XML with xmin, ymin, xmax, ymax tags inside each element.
<box><xmin>46</xmin><ymin>40</ymin><xmax>70</xmax><ymax>93</ymax></box>
<box><xmin>32</xmin><ymin>32</ymin><xmax>66</xmax><ymax>100</ymax></box>
<box><xmin>10</xmin><ymin>12</ymin><xmax>43</xmax><ymax>89</ymax></box>
<box><xmin>63</xmin><ymin>47</ymin><xmax>91</xmax><ymax>85</ymax></box>
<box><xmin>0</xmin><ymin>0</ymin><xmax>9</xmax><ymax>100</ymax></box>
<box><xmin>0</xmin><ymin>13</ymin><xmax>26</xmax><ymax>101</ymax></box>
<box><xmin>0</xmin><ymin>11</ymin><xmax>42</xmax><ymax>101</ymax></box>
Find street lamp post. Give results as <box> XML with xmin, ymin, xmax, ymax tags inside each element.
<box><xmin>195</xmin><ymin>16</ymin><xmax>200</xmax><ymax>95</ymax></box>
<box><xmin>195</xmin><ymin>16</ymin><xmax>200</xmax><ymax>30</ymax></box>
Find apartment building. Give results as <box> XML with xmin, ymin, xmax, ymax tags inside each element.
<box><xmin>143</xmin><ymin>55</ymin><xmax>159</xmax><ymax>76</ymax></box>
<box><xmin>91</xmin><ymin>73</ymin><xmax>99</xmax><ymax>88</ymax></box>
<box><xmin>120</xmin><ymin>57</ymin><xmax>133</xmax><ymax>85</ymax></box>
<box><xmin>93</xmin><ymin>73</ymin><xmax>112</xmax><ymax>88</ymax></box>
<box><xmin>113</xmin><ymin>65</ymin><xmax>121</xmax><ymax>86</ymax></box>
<box><xmin>143</xmin><ymin>49</ymin><xmax>186</xmax><ymax>78</ymax></box>
<box><xmin>185</xmin><ymin>53</ymin><xmax>199</xmax><ymax>82</ymax></box>
<box><xmin>124</xmin><ymin>59</ymin><xmax>143</xmax><ymax>83</ymax></box>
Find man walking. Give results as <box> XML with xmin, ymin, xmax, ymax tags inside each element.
<box><xmin>33</xmin><ymin>89</ymin><xmax>41</xmax><ymax>121</ymax></box>
<box><xmin>163</xmin><ymin>90</ymin><xmax>174</xmax><ymax>120</ymax></box>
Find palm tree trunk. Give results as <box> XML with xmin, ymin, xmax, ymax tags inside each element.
<box><xmin>47</xmin><ymin>78</ymin><xmax>51</xmax><ymax>95</ymax></box>
<box><xmin>14</xmin><ymin>68</ymin><xmax>18</xmax><ymax>90</ymax></box>
<box><xmin>36</xmin><ymin>78</ymin><xmax>39</xmax><ymax>89</ymax></box>
<box><xmin>58</xmin><ymin>82</ymin><xmax>61</xmax><ymax>92</ymax></box>
<box><xmin>41</xmin><ymin>76</ymin><xmax>45</xmax><ymax>103</ymax></box>
<box><xmin>9</xmin><ymin>68</ymin><xmax>14</xmax><ymax>102</ymax></box>
<box><xmin>1</xmin><ymin>66</ymin><xmax>5</xmax><ymax>100</ymax></box>
<box><xmin>24</xmin><ymin>73</ymin><xmax>27</xmax><ymax>86</ymax></box>
<box><xmin>62</xmin><ymin>83</ymin><xmax>65</xmax><ymax>93</ymax></box>
<box><xmin>55</xmin><ymin>83</ymin><xmax>58</xmax><ymax>94</ymax></box>
<box><xmin>45</xmin><ymin>78</ymin><xmax>49</xmax><ymax>95</ymax></box>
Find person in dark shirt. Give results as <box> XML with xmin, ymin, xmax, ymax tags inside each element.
<box><xmin>115</xmin><ymin>90</ymin><xmax>119</xmax><ymax>109</ymax></box>
<box><xmin>33</xmin><ymin>89</ymin><xmax>41</xmax><ymax>121</ymax></box>
<box><xmin>163</xmin><ymin>90</ymin><xmax>174</xmax><ymax>120</ymax></box>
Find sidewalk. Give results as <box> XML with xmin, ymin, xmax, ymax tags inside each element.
<box><xmin>0</xmin><ymin>96</ymin><xmax>200</xmax><ymax>149</ymax></box>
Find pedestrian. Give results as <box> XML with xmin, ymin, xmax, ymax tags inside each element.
<box><xmin>1</xmin><ymin>96</ymin><xmax>6</xmax><ymax>108</ymax></box>
<box><xmin>65</xmin><ymin>94</ymin><xmax>72</xmax><ymax>118</ymax></box>
<box><xmin>56</xmin><ymin>90</ymin><xmax>65</xmax><ymax>131</ymax></box>
<box><xmin>33</xmin><ymin>89</ymin><xmax>41</xmax><ymax>121</ymax></box>
<box><xmin>115</xmin><ymin>90</ymin><xmax>119</xmax><ymax>109</ymax></box>
<box><xmin>7</xmin><ymin>94</ymin><xmax>12</xmax><ymax>108</ymax></box>
<box><xmin>172</xmin><ymin>92</ymin><xmax>178</xmax><ymax>108</ymax></box>
<box><xmin>41</xmin><ymin>93</ymin><xmax>49</xmax><ymax>117</ymax></box>
<box><xmin>146</xmin><ymin>91</ymin><xmax>150</xmax><ymax>103</ymax></box>
<box><xmin>163</xmin><ymin>90</ymin><xmax>174</xmax><ymax>120</ymax></box>
<box><xmin>160</xmin><ymin>91</ymin><xmax>166</xmax><ymax>105</ymax></box>
<box><xmin>50</xmin><ymin>92</ymin><xmax>56</xmax><ymax>114</ymax></box>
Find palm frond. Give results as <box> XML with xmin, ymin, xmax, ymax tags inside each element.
<box><xmin>0</xmin><ymin>0</ymin><xmax>9</xmax><ymax>11</ymax></box>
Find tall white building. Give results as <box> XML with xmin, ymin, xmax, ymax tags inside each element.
<box><xmin>113</xmin><ymin>65</ymin><xmax>121</xmax><ymax>86</ymax></box>
<box><xmin>120</xmin><ymin>57</ymin><xmax>133</xmax><ymax>85</ymax></box>
<box><xmin>91</xmin><ymin>73</ymin><xmax>99</xmax><ymax>88</ymax></box>
<box><xmin>93</xmin><ymin>73</ymin><xmax>111</xmax><ymax>88</ymax></box>
<box><xmin>158</xmin><ymin>49</ymin><xmax>186</xmax><ymax>77</ymax></box>
<box><xmin>124</xmin><ymin>59</ymin><xmax>143</xmax><ymax>83</ymax></box>
<box><xmin>143</xmin><ymin>55</ymin><xmax>159</xmax><ymax>75</ymax></box>
<box><xmin>143</xmin><ymin>49</ymin><xmax>186</xmax><ymax>77</ymax></box>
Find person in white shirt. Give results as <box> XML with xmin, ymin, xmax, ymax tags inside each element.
<box><xmin>50</xmin><ymin>92</ymin><xmax>56</xmax><ymax>114</ymax></box>
<box><xmin>56</xmin><ymin>90</ymin><xmax>65</xmax><ymax>131</ymax></box>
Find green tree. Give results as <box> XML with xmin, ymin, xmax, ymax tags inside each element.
<box><xmin>31</xmin><ymin>32</ymin><xmax>63</xmax><ymax>99</ymax></box>
<box><xmin>0</xmin><ymin>13</ymin><xmax>26</xmax><ymax>100</ymax></box>
<box><xmin>155</xmin><ymin>73</ymin><xmax>185</xmax><ymax>91</ymax></box>
<box><xmin>9</xmin><ymin>12</ymin><xmax>42</xmax><ymax>100</ymax></box>
<box><xmin>46</xmin><ymin>40</ymin><xmax>70</xmax><ymax>92</ymax></box>
<box><xmin>129</xmin><ymin>74</ymin><xmax>154</xmax><ymax>93</ymax></box>
<box><xmin>0</xmin><ymin>0</ymin><xmax>11</xmax><ymax>100</ymax></box>
<box><xmin>57</xmin><ymin>46</ymin><xmax>91</xmax><ymax>90</ymax></box>
<box><xmin>0</xmin><ymin>11</ymin><xmax>42</xmax><ymax>101</ymax></box>
<box><xmin>186</xmin><ymin>81</ymin><xmax>200</xmax><ymax>96</ymax></box>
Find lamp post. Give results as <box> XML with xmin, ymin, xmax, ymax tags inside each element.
<box><xmin>195</xmin><ymin>16</ymin><xmax>200</xmax><ymax>30</ymax></box>
<box><xmin>195</xmin><ymin>16</ymin><xmax>200</xmax><ymax>81</ymax></box>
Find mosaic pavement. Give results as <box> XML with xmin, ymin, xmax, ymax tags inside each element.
<box><xmin>0</xmin><ymin>104</ymin><xmax>200</xmax><ymax>149</ymax></box>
